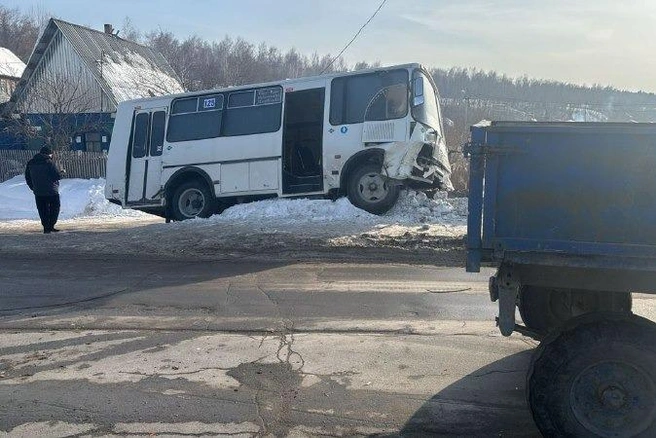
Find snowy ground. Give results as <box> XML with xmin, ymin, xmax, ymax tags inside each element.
<box><xmin>0</xmin><ymin>176</ymin><xmax>467</xmax><ymax>263</ymax></box>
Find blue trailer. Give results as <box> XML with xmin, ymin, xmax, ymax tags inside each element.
<box><xmin>466</xmin><ymin>121</ymin><xmax>656</xmax><ymax>437</ymax></box>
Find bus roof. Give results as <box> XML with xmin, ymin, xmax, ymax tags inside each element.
<box><xmin>118</xmin><ymin>62</ymin><xmax>425</xmax><ymax>107</ymax></box>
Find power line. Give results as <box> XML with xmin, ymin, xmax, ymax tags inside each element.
<box><xmin>321</xmin><ymin>0</ymin><xmax>388</xmax><ymax>74</ymax></box>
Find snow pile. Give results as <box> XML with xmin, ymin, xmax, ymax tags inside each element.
<box><xmin>216</xmin><ymin>197</ymin><xmax>373</xmax><ymax>223</ymax></box>
<box><xmin>387</xmin><ymin>190</ymin><xmax>467</xmax><ymax>224</ymax></box>
<box><xmin>196</xmin><ymin>189</ymin><xmax>467</xmax><ymax>228</ymax></box>
<box><xmin>1</xmin><ymin>176</ymin><xmax>466</xmax><ymax>232</ymax></box>
<box><xmin>0</xmin><ymin>176</ymin><xmax>145</xmax><ymax>221</ymax></box>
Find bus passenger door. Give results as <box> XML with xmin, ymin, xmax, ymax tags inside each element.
<box><xmin>126</xmin><ymin>109</ymin><xmax>167</xmax><ymax>204</ymax></box>
<box><xmin>282</xmin><ymin>88</ymin><xmax>325</xmax><ymax>195</ymax></box>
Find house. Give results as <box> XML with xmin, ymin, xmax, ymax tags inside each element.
<box><xmin>0</xmin><ymin>47</ymin><xmax>26</xmax><ymax>104</ymax></box>
<box><xmin>1</xmin><ymin>18</ymin><xmax>184</xmax><ymax>151</ymax></box>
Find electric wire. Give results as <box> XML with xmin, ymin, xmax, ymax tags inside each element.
<box><xmin>321</xmin><ymin>0</ymin><xmax>388</xmax><ymax>74</ymax></box>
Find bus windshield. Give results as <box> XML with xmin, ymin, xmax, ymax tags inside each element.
<box><xmin>411</xmin><ymin>69</ymin><xmax>442</xmax><ymax>133</ymax></box>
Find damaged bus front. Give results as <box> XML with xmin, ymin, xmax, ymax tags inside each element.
<box><xmin>367</xmin><ymin>69</ymin><xmax>451</xmax><ymax>188</ymax></box>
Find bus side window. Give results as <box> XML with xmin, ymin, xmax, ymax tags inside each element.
<box><xmin>150</xmin><ymin>111</ymin><xmax>166</xmax><ymax>156</ymax></box>
<box><xmin>132</xmin><ymin>112</ymin><xmax>150</xmax><ymax>159</ymax></box>
<box><xmin>329</xmin><ymin>69</ymin><xmax>409</xmax><ymax>125</ymax></box>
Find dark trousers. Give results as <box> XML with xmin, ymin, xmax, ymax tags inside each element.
<box><xmin>35</xmin><ymin>195</ymin><xmax>60</xmax><ymax>232</ymax></box>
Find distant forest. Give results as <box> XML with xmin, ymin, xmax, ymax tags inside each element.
<box><xmin>3</xmin><ymin>6</ymin><xmax>656</xmax><ymax>189</ymax></box>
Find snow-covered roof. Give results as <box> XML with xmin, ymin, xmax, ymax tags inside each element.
<box><xmin>51</xmin><ymin>19</ymin><xmax>184</xmax><ymax>103</ymax></box>
<box><xmin>101</xmin><ymin>51</ymin><xmax>185</xmax><ymax>102</ymax></box>
<box><xmin>50</xmin><ymin>19</ymin><xmax>183</xmax><ymax>102</ymax></box>
<box><xmin>3</xmin><ymin>18</ymin><xmax>183</xmax><ymax>114</ymax></box>
<box><xmin>0</xmin><ymin>48</ymin><xmax>26</xmax><ymax>79</ymax></box>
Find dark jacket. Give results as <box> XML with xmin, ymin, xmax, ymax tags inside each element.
<box><xmin>25</xmin><ymin>153</ymin><xmax>62</xmax><ymax>196</ymax></box>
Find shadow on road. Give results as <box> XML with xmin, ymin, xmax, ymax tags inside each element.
<box><xmin>0</xmin><ymin>253</ymin><xmax>492</xmax><ymax>326</ymax></box>
<box><xmin>0</xmin><ymin>254</ymin><xmax>288</xmax><ymax>316</ymax></box>
<box><xmin>389</xmin><ymin>350</ymin><xmax>540</xmax><ymax>437</ymax></box>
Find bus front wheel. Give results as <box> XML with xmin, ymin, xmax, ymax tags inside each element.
<box><xmin>346</xmin><ymin>164</ymin><xmax>400</xmax><ymax>215</ymax></box>
<box><xmin>170</xmin><ymin>180</ymin><xmax>216</xmax><ymax>221</ymax></box>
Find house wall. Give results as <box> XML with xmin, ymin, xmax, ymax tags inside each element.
<box><xmin>16</xmin><ymin>31</ymin><xmax>114</xmax><ymax>113</ymax></box>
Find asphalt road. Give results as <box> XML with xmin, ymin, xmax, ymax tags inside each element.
<box><xmin>0</xmin><ymin>254</ymin><xmax>545</xmax><ymax>436</ymax></box>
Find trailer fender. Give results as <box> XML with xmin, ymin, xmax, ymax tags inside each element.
<box><xmin>491</xmin><ymin>264</ymin><xmax>521</xmax><ymax>336</ymax></box>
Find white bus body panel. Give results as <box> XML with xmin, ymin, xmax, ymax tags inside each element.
<box><xmin>106</xmin><ymin>63</ymin><xmax>452</xmax><ymax>212</ymax></box>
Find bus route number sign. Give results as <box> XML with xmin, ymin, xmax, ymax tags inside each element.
<box><xmin>203</xmin><ymin>98</ymin><xmax>216</xmax><ymax>109</ymax></box>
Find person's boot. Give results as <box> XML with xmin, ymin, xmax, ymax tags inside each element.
<box><xmin>51</xmin><ymin>228</ymin><xmax>60</xmax><ymax>232</ymax></box>
<box><xmin>44</xmin><ymin>229</ymin><xmax>51</xmax><ymax>234</ymax></box>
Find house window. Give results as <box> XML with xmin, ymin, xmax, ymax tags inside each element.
<box><xmin>85</xmin><ymin>132</ymin><xmax>102</xmax><ymax>152</ymax></box>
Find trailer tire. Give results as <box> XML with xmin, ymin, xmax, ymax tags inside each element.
<box><xmin>346</xmin><ymin>163</ymin><xmax>400</xmax><ymax>215</ymax></box>
<box><xmin>170</xmin><ymin>180</ymin><xmax>216</xmax><ymax>221</ymax></box>
<box><xmin>519</xmin><ymin>286</ymin><xmax>631</xmax><ymax>335</ymax></box>
<box><xmin>528</xmin><ymin>312</ymin><xmax>656</xmax><ymax>437</ymax></box>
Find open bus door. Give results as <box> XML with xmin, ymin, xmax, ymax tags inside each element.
<box><xmin>281</xmin><ymin>88</ymin><xmax>325</xmax><ymax>195</ymax></box>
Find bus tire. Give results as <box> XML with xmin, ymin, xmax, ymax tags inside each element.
<box><xmin>346</xmin><ymin>163</ymin><xmax>400</xmax><ymax>215</ymax></box>
<box><xmin>519</xmin><ymin>286</ymin><xmax>631</xmax><ymax>335</ymax></box>
<box><xmin>528</xmin><ymin>313</ymin><xmax>656</xmax><ymax>437</ymax></box>
<box><xmin>170</xmin><ymin>180</ymin><xmax>216</xmax><ymax>221</ymax></box>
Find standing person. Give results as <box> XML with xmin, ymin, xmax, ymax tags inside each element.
<box><xmin>24</xmin><ymin>146</ymin><xmax>62</xmax><ymax>234</ymax></box>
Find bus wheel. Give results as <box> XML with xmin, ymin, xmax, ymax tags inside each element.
<box><xmin>346</xmin><ymin>163</ymin><xmax>400</xmax><ymax>215</ymax></box>
<box><xmin>528</xmin><ymin>313</ymin><xmax>656</xmax><ymax>437</ymax></box>
<box><xmin>171</xmin><ymin>180</ymin><xmax>216</xmax><ymax>220</ymax></box>
<box><xmin>519</xmin><ymin>286</ymin><xmax>631</xmax><ymax>335</ymax></box>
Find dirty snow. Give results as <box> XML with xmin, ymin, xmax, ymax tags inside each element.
<box><xmin>0</xmin><ymin>176</ymin><xmax>467</xmax><ymax>262</ymax></box>
<box><xmin>1</xmin><ymin>175</ymin><xmax>466</xmax><ymax>226</ymax></box>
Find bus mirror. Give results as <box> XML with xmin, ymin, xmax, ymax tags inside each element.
<box><xmin>413</xmin><ymin>96</ymin><xmax>424</xmax><ymax>106</ymax></box>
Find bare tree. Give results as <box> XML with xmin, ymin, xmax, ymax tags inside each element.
<box><xmin>10</xmin><ymin>68</ymin><xmax>104</xmax><ymax>150</ymax></box>
<box><xmin>0</xmin><ymin>6</ymin><xmax>42</xmax><ymax>62</ymax></box>
<box><xmin>119</xmin><ymin>16</ymin><xmax>142</xmax><ymax>43</ymax></box>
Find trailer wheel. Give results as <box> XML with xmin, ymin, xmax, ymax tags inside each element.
<box><xmin>519</xmin><ymin>286</ymin><xmax>631</xmax><ymax>334</ymax></box>
<box><xmin>528</xmin><ymin>313</ymin><xmax>656</xmax><ymax>437</ymax></box>
<box><xmin>170</xmin><ymin>180</ymin><xmax>216</xmax><ymax>221</ymax></box>
<box><xmin>346</xmin><ymin>163</ymin><xmax>400</xmax><ymax>215</ymax></box>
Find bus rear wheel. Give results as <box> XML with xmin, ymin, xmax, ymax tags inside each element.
<box><xmin>170</xmin><ymin>180</ymin><xmax>216</xmax><ymax>221</ymax></box>
<box><xmin>346</xmin><ymin>163</ymin><xmax>400</xmax><ymax>215</ymax></box>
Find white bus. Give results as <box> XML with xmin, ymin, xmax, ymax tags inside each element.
<box><xmin>105</xmin><ymin>63</ymin><xmax>452</xmax><ymax>219</ymax></box>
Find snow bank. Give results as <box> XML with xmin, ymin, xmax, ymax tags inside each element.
<box><xmin>196</xmin><ymin>189</ymin><xmax>466</xmax><ymax>228</ymax></box>
<box><xmin>0</xmin><ymin>176</ymin><xmax>467</xmax><ymax>228</ymax></box>
<box><xmin>0</xmin><ymin>176</ymin><xmax>145</xmax><ymax>221</ymax></box>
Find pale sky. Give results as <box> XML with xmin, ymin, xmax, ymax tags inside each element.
<box><xmin>5</xmin><ymin>0</ymin><xmax>656</xmax><ymax>92</ymax></box>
